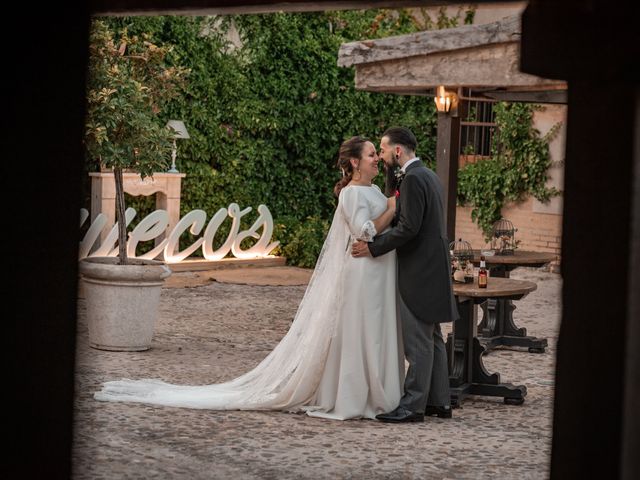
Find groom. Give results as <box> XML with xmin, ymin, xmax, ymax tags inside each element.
<box><xmin>352</xmin><ymin>126</ymin><xmax>459</xmax><ymax>423</ymax></box>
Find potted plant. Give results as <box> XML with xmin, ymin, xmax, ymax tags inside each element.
<box><xmin>80</xmin><ymin>20</ymin><xmax>188</xmax><ymax>351</ymax></box>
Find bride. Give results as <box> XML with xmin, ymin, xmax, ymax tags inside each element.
<box><xmin>95</xmin><ymin>135</ymin><xmax>404</xmax><ymax>420</ymax></box>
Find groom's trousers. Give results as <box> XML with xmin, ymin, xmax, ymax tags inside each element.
<box><xmin>398</xmin><ymin>293</ymin><xmax>451</xmax><ymax>413</ymax></box>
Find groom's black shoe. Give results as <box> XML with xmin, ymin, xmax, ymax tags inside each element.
<box><xmin>375</xmin><ymin>406</ymin><xmax>424</xmax><ymax>423</ymax></box>
<box><xmin>424</xmin><ymin>405</ymin><xmax>452</xmax><ymax>419</ymax></box>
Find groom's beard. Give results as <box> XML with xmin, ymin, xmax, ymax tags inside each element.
<box><xmin>385</xmin><ymin>157</ymin><xmax>399</xmax><ymax>169</ymax></box>
<box><xmin>383</xmin><ymin>161</ymin><xmax>400</xmax><ymax>178</ymax></box>
<box><xmin>383</xmin><ymin>163</ymin><xmax>397</xmax><ymax>196</ymax></box>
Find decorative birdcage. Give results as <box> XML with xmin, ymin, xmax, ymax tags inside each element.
<box><xmin>491</xmin><ymin>218</ymin><xmax>517</xmax><ymax>255</ymax></box>
<box><xmin>449</xmin><ymin>238</ymin><xmax>475</xmax><ymax>283</ymax></box>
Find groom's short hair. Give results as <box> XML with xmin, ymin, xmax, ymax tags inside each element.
<box><xmin>382</xmin><ymin>127</ymin><xmax>417</xmax><ymax>153</ymax></box>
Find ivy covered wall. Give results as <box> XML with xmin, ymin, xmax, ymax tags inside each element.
<box><xmin>86</xmin><ymin>9</ymin><xmax>557</xmax><ymax>266</ymax></box>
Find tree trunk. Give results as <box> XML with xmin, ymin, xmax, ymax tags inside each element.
<box><xmin>113</xmin><ymin>166</ymin><xmax>128</xmax><ymax>265</ymax></box>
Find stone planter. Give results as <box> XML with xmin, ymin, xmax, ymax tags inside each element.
<box><xmin>79</xmin><ymin>257</ymin><xmax>172</xmax><ymax>351</ymax></box>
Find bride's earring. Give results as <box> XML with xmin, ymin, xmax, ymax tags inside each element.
<box><xmin>354</xmin><ymin>168</ymin><xmax>361</xmax><ymax>180</ymax></box>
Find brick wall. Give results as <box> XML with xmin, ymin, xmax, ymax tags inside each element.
<box><xmin>454</xmin><ymin>197</ymin><xmax>562</xmax><ymax>272</ymax></box>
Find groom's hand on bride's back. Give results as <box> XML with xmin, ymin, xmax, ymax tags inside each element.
<box><xmin>351</xmin><ymin>240</ymin><xmax>372</xmax><ymax>258</ymax></box>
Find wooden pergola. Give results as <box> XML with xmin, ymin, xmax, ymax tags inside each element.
<box><xmin>337</xmin><ymin>15</ymin><xmax>567</xmax><ymax>241</ymax></box>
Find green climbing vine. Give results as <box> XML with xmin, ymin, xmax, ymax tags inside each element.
<box><xmin>91</xmin><ymin>9</ymin><xmax>477</xmax><ymax>265</ymax></box>
<box><xmin>85</xmin><ymin>8</ymin><xmax>560</xmax><ymax>265</ymax></box>
<box><xmin>457</xmin><ymin>102</ymin><xmax>561</xmax><ymax>238</ymax></box>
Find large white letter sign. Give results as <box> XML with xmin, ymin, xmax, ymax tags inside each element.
<box><xmin>79</xmin><ymin>203</ymin><xmax>280</xmax><ymax>263</ymax></box>
<box><xmin>201</xmin><ymin>207</ymin><xmax>229</xmax><ymax>260</ymax></box>
<box><xmin>232</xmin><ymin>204</ymin><xmax>280</xmax><ymax>259</ymax></box>
<box><xmin>128</xmin><ymin>210</ymin><xmax>170</xmax><ymax>260</ymax></box>
<box><xmin>80</xmin><ymin>208</ymin><xmax>137</xmax><ymax>258</ymax></box>
<box><xmin>163</xmin><ymin>210</ymin><xmax>207</xmax><ymax>263</ymax></box>
<box><xmin>202</xmin><ymin>204</ymin><xmax>253</xmax><ymax>261</ymax></box>
<box><xmin>79</xmin><ymin>209</ymin><xmax>106</xmax><ymax>259</ymax></box>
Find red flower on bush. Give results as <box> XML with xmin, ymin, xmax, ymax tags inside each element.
<box><xmin>395</xmin><ymin>189</ymin><xmax>400</xmax><ymax>198</ymax></box>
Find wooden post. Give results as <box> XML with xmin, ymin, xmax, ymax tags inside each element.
<box><xmin>435</xmin><ymin>103</ymin><xmax>462</xmax><ymax>244</ymax></box>
<box><xmin>521</xmin><ymin>2</ymin><xmax>639</xmax><ymax>478</ymax></box>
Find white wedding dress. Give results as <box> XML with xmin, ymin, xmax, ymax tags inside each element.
<box><xmin>95</xmin><ymin>184</ymin><xmax>404</xmax><ymax>420</ymax></box>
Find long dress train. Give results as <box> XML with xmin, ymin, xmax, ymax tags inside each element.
<box><xmin>94</xmin><ymin>184</ymin><xmax>403</xmax><ymax>420</ymax></box>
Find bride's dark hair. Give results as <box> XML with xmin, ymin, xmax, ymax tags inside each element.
<box><xmin>333</xmin><ymin>135</ymin><xmax>370</xmax><ymax>197</ymax></box>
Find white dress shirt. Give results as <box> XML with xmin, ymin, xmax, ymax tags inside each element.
<box><xmin>401</xmin><ymin>157</ymin><xmax>421</xmax><ymax>173</ymax></box>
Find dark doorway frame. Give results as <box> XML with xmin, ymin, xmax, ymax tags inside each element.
<box><xmin>10</xmin><ymin>2</ymin><xmax>638</xmax><ymax>478</ymax></box>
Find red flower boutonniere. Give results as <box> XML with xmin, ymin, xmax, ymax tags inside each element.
<box><xmin>392</xmin><ymin>169</ymin><xmax>405</xmax><ymax>199</ymax></box>
<box><xmin>394</xmin><ymin>170</ymin><xmax>406</xmax><ymax>196</ymax></box>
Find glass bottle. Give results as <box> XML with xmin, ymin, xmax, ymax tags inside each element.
<box><xmin>478</xmin><ymin>255</ymin><xmax>488</xmax><ymax>288</ymax></box>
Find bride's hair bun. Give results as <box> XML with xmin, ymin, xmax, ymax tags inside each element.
<box><xmin>334</xmin><ymin>135</ymin><xmax>369</xmax><ymax>197</ymax></box>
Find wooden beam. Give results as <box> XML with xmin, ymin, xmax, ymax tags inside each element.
<box><xmin>338</xmin><ymin>15</ymin><xmax>521</xmax><ymax>67</ymax></box>
<box><xmin>624</xmin><ymin>88</ymin><xmax>640</xmax><ymax>480</ymax></box>
<box><xmin>90</xmin><ymin>0</ymin><xmax>468</xmax><ymax>15</ymax></box>
<box><xmin>352</xmin><ymin>42</ymin><xmax>563</xmax><ymax>92</ymax></box>
<box><xmin>519</xmin><ymin>1</ymin><xmax>640</xmax><ymax>478</ymax></box>
<box><xmin>480</xmin><ymin>89</ymin><xmax>568</xmax><ymax>104</ymax></box>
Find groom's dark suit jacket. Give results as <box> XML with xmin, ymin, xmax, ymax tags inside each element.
<box><xmin>369</xmin><ymin>161</ymin><xmax>459</xmax><ymax>324</ymax></box>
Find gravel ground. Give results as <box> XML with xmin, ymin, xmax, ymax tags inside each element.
<box><xmin>73</xmin><ymin>266</ymin><xmax>561</xmax><ymax>479</ymax></box>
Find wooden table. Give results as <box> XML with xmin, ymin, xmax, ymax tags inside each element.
<box><xmin>470</xmin><ymin>250</ymin><xmax>556</xmax><ymax>353</ymax></box>
<box><xmin>447</xmin><ymin>277</ymin><xmax>537</xmax><ymax>407</ymax></box>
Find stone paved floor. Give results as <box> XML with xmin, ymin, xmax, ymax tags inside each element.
<box><xmin>72</xmin><ymin>267</ymin><xmax>561</xmax><ymax>479</ymax></box>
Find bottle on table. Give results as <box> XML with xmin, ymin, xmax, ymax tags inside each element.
<box><xmin>478</xmin><ymin>255</ymin><xmax>488</xmax><ymax>288</ymax></box>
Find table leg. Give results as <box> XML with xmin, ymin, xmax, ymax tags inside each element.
<box><xmin>477</xmin><ymin>266</ymin><xmax>548</xmax><ymax>354</ymax></box>
<box><xmin>446</xmin><ymin>299</ymin><xmax>527</xmax><ymax>407</ymax></box>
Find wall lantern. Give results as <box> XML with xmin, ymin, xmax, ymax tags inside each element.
<box><xmin>434</xmin><ymin>85</ymin><xmax>458</xmax><ymax>113</ymax></box>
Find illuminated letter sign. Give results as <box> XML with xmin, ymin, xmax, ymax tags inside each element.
<box><xmin>79</xmin><ymin>204</ymin><xmax>280</xmax><ymax>263</ymax></box>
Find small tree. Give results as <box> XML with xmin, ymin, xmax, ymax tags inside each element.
<box><xmin>84</xmin><ymin>20</ymin><xmax>188</xmax><ymax>264</ymax></box>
